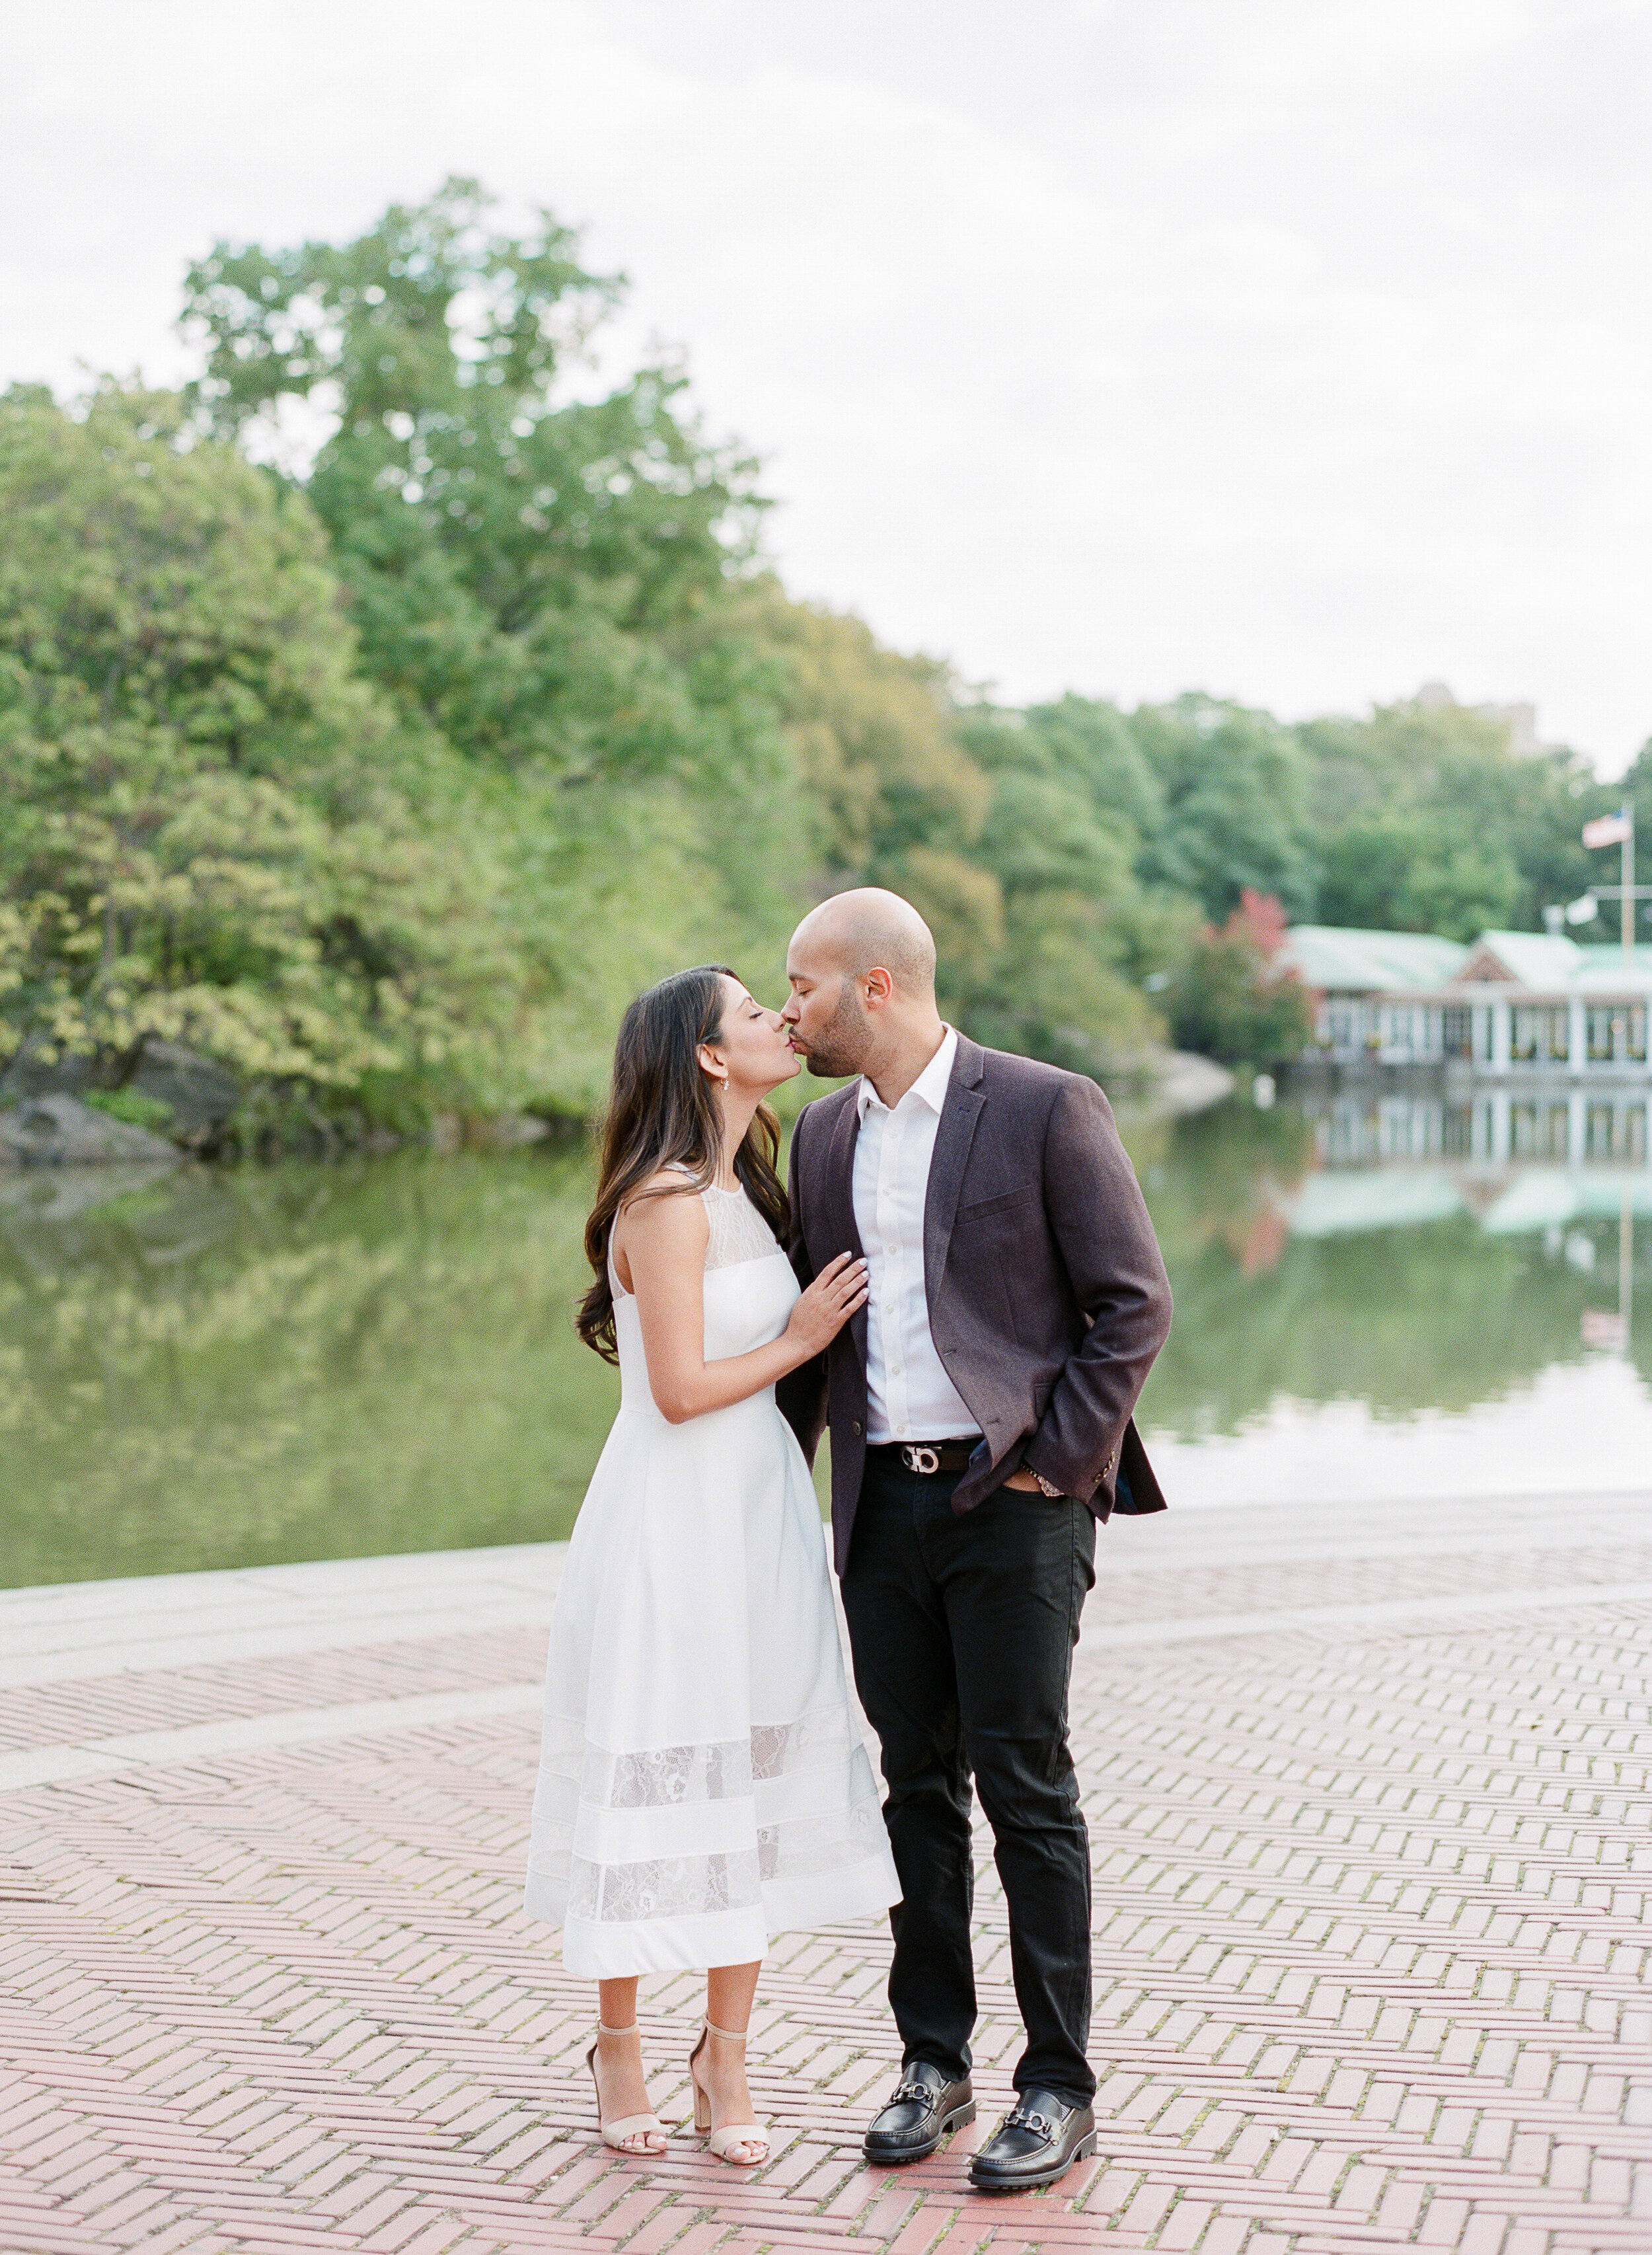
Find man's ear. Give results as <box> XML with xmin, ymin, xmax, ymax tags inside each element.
<box><xmin>862</xmin><ymin>967</ymin><xmax>894</xmax><ymax>1010</ymax></box>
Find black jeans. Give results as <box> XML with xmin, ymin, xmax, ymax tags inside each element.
<box><xmin>841</xmin><ymin>1446</ymin><xmax>1098</xmax><ymax>2107</ymax></box>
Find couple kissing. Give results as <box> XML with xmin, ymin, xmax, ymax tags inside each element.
<box><xmin>523</xmin><ymin>886</ymin><xmax>1173</xmax><ymax>2192</ymax></box>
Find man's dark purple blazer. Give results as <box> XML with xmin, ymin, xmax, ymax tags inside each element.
<box><xmin>778</xmin><ymin>1032</ymin><xmax>1174</xmax><ymax>1573</ymax></box>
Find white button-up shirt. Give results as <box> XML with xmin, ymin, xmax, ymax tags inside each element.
<box><xmin>852</xmin><ymin>1027</ymin><xmax>977</xmax><ymax>1445</ymax></box>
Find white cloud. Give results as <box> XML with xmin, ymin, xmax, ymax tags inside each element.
<box><xmin>3</xmin><ymin>0</ymin><xmax>1648</xmax><ymax>765</ymax></box>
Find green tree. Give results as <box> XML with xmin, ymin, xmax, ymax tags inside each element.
<box><xmin>1168</xmin><ymin>891</ymin><xmax>1314</xmax><ymax>1066</ymax></box>
<box><xmin>1019</xmin><ymin>694</ymin><xmax>1165</xmax><ymax>844</ymax></box>
<box><xmin>167</xmin><ymin>180</ymin><xmax>816</xmax><ymax>1111</ymax></box>
<box><xmin>1302</xmin><ymin>695</ymin><xmax>1614</xmax><ymax>935</ymax></box>
<box><xmin>1316</xmin><ymin>815</ymin><xmax>1521</xmax><ymax>940</ymax></box>
<box><xmin>0</xmin><ymin>385</ymin><xmax>739</xmax><ymax>1125</ymax></box>
<box><xmin>0</xmin><ymin>385</ymin><xmax>494</xmax><ymax>1103</ymax></box>
<box><xmin>726</xmin><ymin>583</ymin><xmax>1004</xmax><ymax>982</ymax></box>
<box><xmin>180</xmin><ymin>178</ymin><xmax>765</xmax><ymax>787</ymax></box>
<box><xmin>1617</xmin><ymin>737</ymin><xmax>1652</xmax><ymax>940</ymax></box>
<box><xmin>948</xmin><ymin>703</ymin><xmax>1172</xmax><ymax>1069</ymax></box>
<box><xmin>1128</xmin><ymin>698</ymin><xmax>1318</xmax><ymax>921</ymax></box>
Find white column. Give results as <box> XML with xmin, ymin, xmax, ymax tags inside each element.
<box><xmin>1491</xmin><ymin>997</ymin><xmax>1511</xmax><ymax>1070</ymax></box>
<box><xmin>1569</xmin><ymin>996</ymin><xmax>1586</xmax><ymax>1076</ymax></box>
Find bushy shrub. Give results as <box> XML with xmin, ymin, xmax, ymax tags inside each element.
<box><xmin>1169</xmin><ymin>891</ymin><xmax>1314</xmax><ymax>1065</ymax></box>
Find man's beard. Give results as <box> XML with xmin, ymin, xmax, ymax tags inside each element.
<box><xmin>802</xmin><ymin>982</ymin><xmax>872</xmax><ymax>1079</ymax></box>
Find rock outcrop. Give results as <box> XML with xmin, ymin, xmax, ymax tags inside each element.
<box><xmin>121</xmin><ymin>1041</ymin><xmax>241</xmax><ymax>1142</ymax></box>
<box><xmin>0</xmin><ymin>1039</ymin><xmax>241</xmax><ymax>1146</ymax></box>
<box><xmin>0</xmin><ymin>1094</ymin><xmax>180</xmax><ymax>1167</ymax></box>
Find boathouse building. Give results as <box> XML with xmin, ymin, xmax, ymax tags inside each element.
<box><xmin>1280</xmin><ymin>926</ymin><xmax>1652</xmax><ymax>1080</ymax></box>
<box><xmin>1277</xmin><ymin>926</ymin><xmax>1652</xmax><ymax>1168</ymax></box>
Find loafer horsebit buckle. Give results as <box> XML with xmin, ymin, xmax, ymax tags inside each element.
<box><xmin>900</xmin><ymin>1443</ymin><xmax>942</xmax><ymax>1475</ymax></box>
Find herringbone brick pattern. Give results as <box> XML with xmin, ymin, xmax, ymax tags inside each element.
<box><xmin>1</xmin><ymin>1502</ymin><xmax>1647</xmax><ymax>2254</ymax></box>
<box><xmin>0</xmin><ymin>1632</ymin><xmax>546</xmax><ymax>1757</ymax></box>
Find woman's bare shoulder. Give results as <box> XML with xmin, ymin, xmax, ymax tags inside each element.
<box><xmin>617</xmin><ymin>1170</ymin><xmax>710</xmax><ymax>1241</ymax></box>
<box><xmin>611</xmin><ymin>1170</ymin><xmax>708</xmax><ymax>1296</ymax></box>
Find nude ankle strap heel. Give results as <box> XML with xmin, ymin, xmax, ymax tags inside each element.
<box><xmin>688</xmin><ymin>2017</ymin><xmax>769</xmax><ymax>2164</ymax></box>
<box><xmin>585</xmin><ymin>2021</ymin><xmax>667</xmax><ymax>2155</ymax></box>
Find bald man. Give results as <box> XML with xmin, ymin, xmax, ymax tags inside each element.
<box><xmin>779</xmin><ymin>889</ymin><xmax>1172</xmax><ymax>2194</ymax></box>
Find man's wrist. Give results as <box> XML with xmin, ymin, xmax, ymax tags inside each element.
<box><xmin>1006</xmin><ymin>1465</ymin><xmax>1065</xmax><ymax>1497</ymax></box>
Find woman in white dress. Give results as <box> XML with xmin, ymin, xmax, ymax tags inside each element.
<box><xmin>525</xmin><ymin>965</ymin><xmax>900</xmax><ymax>2164</ymax></box>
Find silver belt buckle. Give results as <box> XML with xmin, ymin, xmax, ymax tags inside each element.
<box><xmin>901</xmin><ymin>1443</ymin><xmax>942</xmax><ymax>1475</ymax></box>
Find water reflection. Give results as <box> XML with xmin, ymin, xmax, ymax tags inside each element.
<box><xmin>1</xmin><ymin>1093</ymin><xmax>1647</xmax><ymax>1587</ymax></box>
<box><xmin>1132</xmin><ymin>1089</ymin><xmax>1651</xmax><ymax>1506</ymax></box>
<box><xmin>0</xmin><ymin>1153</ymin><xmax>619</xmax><ymax>1590</ymax></box>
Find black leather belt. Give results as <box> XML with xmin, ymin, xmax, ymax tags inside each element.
<box><xmin>872</xmin><ymin>1438</ymin><xmax>982</xmax><ymax>1475</ymax></box>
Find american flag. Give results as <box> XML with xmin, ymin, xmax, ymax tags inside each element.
<box><xmin>1582</xmin><ymin>812</ymin><xmax>1632</xmax><ymax>849</ymax></box>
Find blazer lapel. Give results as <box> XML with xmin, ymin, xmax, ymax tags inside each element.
<box><xmin>824</xmin><ymin>1093</ymin><xmax>864</xmax><ymax>1257</ymax></box>
<box><xmin>924</xmin><ymin>1037</ymin><xmax>986</xmax><ymax>1308</ymax></box>
<box><xmin>824</xmin><ymin>1090</ymin><xmax>868</xmax><ymax>1361</ymax></box>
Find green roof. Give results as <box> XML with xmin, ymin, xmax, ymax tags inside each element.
<box><xmin>1569</xmin><ymin>943</ymin><xmax>1652</xmax><ymax>994</ymax></box>
<box><xmin>1279</xmin><ymin>926</ymin><xmax>1468</xmax><ymax>993</ymax></box>
<box><xmin>1467</xmin><ymin>931</ymin><xmax>1585</xmax><ymax>986</ymax></box>
<box><xmin>1279</xmin><ymin>926</ymin><xmax>1652</xmax><ymax>996</ymax></box>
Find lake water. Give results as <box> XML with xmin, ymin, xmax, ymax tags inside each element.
<box><xmin>3</xmin><ymin>1090</ymin><xmax>1648</xmax><ymax>1590</ymax></box>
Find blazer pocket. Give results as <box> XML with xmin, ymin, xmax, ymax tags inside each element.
<box><xmin>957</xmin><ymin>1183</ymin><xmax>1041</xmax><ymax>1222</ymax></box>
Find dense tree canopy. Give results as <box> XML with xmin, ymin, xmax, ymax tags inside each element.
<box><xmin>1</xmin><ymin>180</ymin><xmax>1642</xmax><ymax>1133</ymax></box>
<box><xmin>1300</xmin><ymin>700</ymin><xmax>1608</xmax><ymax>940</ymax></box>
<box><xmin>181</xmin><ymin>178</ymin><xmax>763</xmax><ymax>786</ymax></box>
<box><xmin>0</xmin><ymin>380</ymin><xmax>779</xmax><ymax>1124</ymax></box>
<box><xmin>0</xmin><ymin>384</ymin><xmax>474</xmax><ymax>1100</ymax></box>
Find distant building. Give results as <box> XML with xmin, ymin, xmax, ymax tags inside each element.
<box><xmin>1277</xmin><ymin>924</ymin><xmax>1652</xmax><ymax>1165</ymax></box>
<box><xmin>1413</xmin><ymin>681</ymin><xmax>1544</xmax><ymax>758</ymax></box>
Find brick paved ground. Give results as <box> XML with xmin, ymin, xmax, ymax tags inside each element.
<box><xmin>1</xmin><ymin>1489</ymin><xmax>1647</xmax><ymax>2254</ymax></box>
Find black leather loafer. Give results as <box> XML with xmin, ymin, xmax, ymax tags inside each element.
<box><xmin>862</xmin><ymin>2061</ymin><xmax>976</xmax><ymax>2164</ymax></box>
<box><xmin>967</xmin><ymin>2088</ymin><xmax>1097</xmax><ymax>2193</ymax></box>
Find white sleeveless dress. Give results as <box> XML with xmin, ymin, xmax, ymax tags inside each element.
<box><xmin>523</xmin><ymin>1182</ymin><xmax>899</xmax><ymax>1976</ymax></box>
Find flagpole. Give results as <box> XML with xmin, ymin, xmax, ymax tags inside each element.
<box><xmin>1579</xmin><ymin>806</ymin><xmax>1643</xmax><ymax>957</ymax></box>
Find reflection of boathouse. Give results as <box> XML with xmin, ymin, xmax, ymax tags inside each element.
<box><xmin>1301</xmin><ymin>1087</ymin><xmax>1649</xmax><ymax>1179</ymax></box>
<box><xmin>1281</xmin><ymin>926</ymin><xmax>1652</xmax><ymax>1087</ymax></box>
<box><xmin>1285</xmin><ymin>1086</ymin><xmax>1647</xmax><ymax>1352</ymax></box>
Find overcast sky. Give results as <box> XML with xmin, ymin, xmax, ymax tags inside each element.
<box><xmin>5</xmin><ymin>0</ymin><xmax>1649</xmax><ymax>771</ymax></box>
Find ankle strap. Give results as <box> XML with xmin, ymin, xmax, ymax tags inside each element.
<box><xmin>597</xmin><ymin>2020</ymin><xmax>638</xmax><ymax>2036</ymax></box>
<box><xmin>702</xmin><ymin>2016</ymin><xmax>749</xmax><ymax>2043</ymax></box>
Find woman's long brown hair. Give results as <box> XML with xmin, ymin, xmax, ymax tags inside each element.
<box><xmin>577</xmin><ymin>965</ymin><xmax>790</xmax><ymax>1362</ymax></box>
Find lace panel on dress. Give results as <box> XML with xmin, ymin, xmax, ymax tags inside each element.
<box><xmin>701</xmin><ymin>1185</ymin><xmax>781</xmax><ymax>1271</ymax></box>
<box><xmin>757</xmin><ymin>1791</ymin><xmax>889</xmax><ymax>1883</ymax></box>
<box><xmin>570</xmin><ymin>1848</ymin><xmax>761</xmax><ymax>1923</ymax></box>
<box><xmin>538</xmin><ymin>1708</ymin><xmax>860</xmax><ymax>1811</ymax></box>
<box><xmin>530</xmin><ymin>1709</ymin><xmax>884</xmax><ymax>1924</ymax></box>
<box><xmin>607</xmin><ymin>1178</ymin><xmax>777</xmax><ymax>1298</ymax></box>
<box><xmin>562</xmin><ymin>1794</ymin><xmax>887</xmax><ymax>1923</ymax></box>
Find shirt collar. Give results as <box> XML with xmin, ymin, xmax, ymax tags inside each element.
<box><xmin>856</xmin><ymin>1027</ymin><xmax>958</xmax><ymax>1121</ymax></box>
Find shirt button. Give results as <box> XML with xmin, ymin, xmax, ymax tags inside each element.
<box><xmin>891</xmin><ymin>1364</ymin><xmax>902</xmax><ymax>1376</ymax></box>
<box><xmin>885</xmin><ymin>1303</ymin><xmax>895</xmax><ymax>1313</ymax></box>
